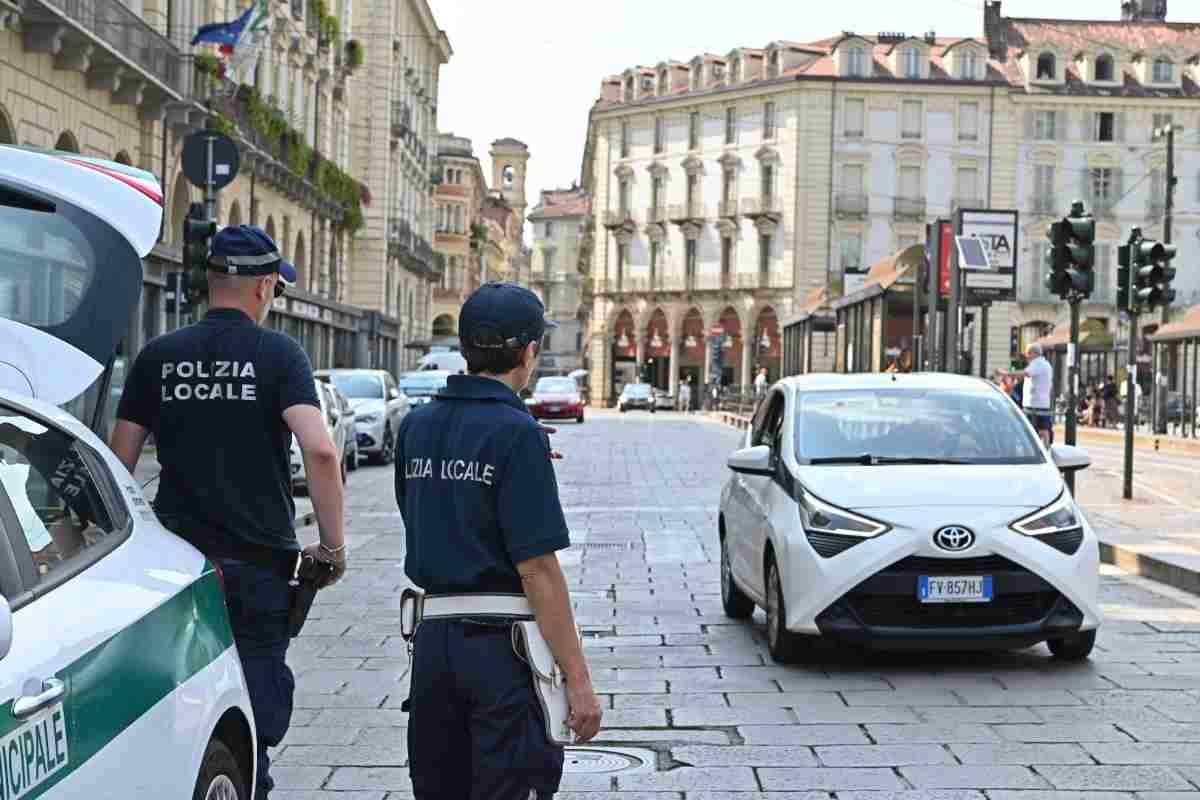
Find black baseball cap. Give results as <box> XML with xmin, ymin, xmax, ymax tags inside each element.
<box><xmin>459</xmin><ymin>282</ymin><xmax>557</xmax><ymax>349</ymax></box>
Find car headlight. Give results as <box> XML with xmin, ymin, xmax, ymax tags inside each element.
<box><xmin>357</xmin><ymin>412</ymin><xmax>381</xmax><ymax>424</ymax></box>
<box><xmin>798</xmin><ymin>491</ymin><xmax>890</xmax><ymax>538</ymax></box>
<box><xmin>1010</xmin><ymin>491</ymin><xmax>1081</xmax><ymax>536</ymax></box>
<box><xmin>525</xmin><ymin>398</ymin><xmax>537</xmax><ymax>405</ymax></box>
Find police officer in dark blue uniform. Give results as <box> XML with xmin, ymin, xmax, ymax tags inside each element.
<box><xmin>111</xmin><ymin>225</ymin><xmax>347</xmax><ymax>799</ymax></box>
<box><xmin>396</xmin><ymin>282</ymin><xmax>602</xmax><ymax>799</ymax></box>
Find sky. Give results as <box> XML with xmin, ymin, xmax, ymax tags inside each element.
<box><xmin>433</xmin><ymin>0</ymin><xmax>1130</xmax><ymax>241</ymax></box>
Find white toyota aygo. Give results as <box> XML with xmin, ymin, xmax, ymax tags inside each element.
<box><xmin>719</xmin><ymin>372</ymin><xmax>1102</xmax><ymax>663</ymax></box>
<box><xmin>0</xmin><ymin>146</ymin><xmax>258</xmax><ymax>798</ymax></box>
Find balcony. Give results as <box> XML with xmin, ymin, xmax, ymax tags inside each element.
<box><xmin>668</xmin><ymin>201</ymin><xmax>706</xmax><ymax>224</ymax></box>
<box><xmin>741</xmin><ymin>196</ymin><xmax>783</xmax><ymax>222</ymax></box>
<box><xmin>893</xmin><ymin>197</ymin><xmax>927</xmax><ymax>221</ymax></box>
<box><xmin>835</xmin><ymin>192</ymin><xmax>869</xmax><ymax>218</ymax></box>
<box><xmin>388</xmin><ymin>218</ymin><xmax>414</xmax><ymax>260</ymax></box>
<box><xmin>18</xmin><ymin>0</ymin><xmax>189</xmax><ymax>118</ymax></box>
<box><xmin>718</xmin><ymin>200</ymin><xmax>740</xmax><ymax>219</ymax></box>
<box><xmin>391</xmin><ymin>101</ymin><xmax>412</xmax><ymax>139</ymax></box>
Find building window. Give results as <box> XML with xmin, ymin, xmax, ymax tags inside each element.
<box><xmin>959</xmin><ymin>102</ymin><xmax>979</xmax><ymax>141</ymax></box>
<box><xmin>1034</xmin><ymin>110</ymin><xmax>1057</xmax><ymax>140</ymax></box>
<box><xmin>650</xmin><ymin>241</ymin><xmax>659</xmax><ymax>284</ymax></box>
<box><xmin>842</xmin><ymin>163</ymin><xmax>864</xmax><ymax>195</ymax></box>
<box><xmin>545</xmin><ymin>220</ymin><xmax>556</xmax><ymax>238</ymax></box>
<box><xmin>840</xmin><ymin>232</ymin><xmax>863</xmax><ymax>270</ymax></box>
<box><xmin>847</xmin><ymin>47</ymin><xmax>866</xmax><ymax>77</ymax></box>
<box><xmin>725</xmin><ymin>107</ymin><xmax>737</xmax><ymax>145</ymax></box>
<box><xmin>956</xmin><ymin>167</ymin><xmax>979</xmax><ymax>205</ymax></box>
<box><xmin>1153</xmin><ymin>58</ymin><xmax>1174</xmax><ymax>83</ymax></box>
<box><xmin>654</xmin><ymin>117</ymin><xmax>665</xmax><ymax>154</ymax></box>
<box><xmin>686</xmin><ymin>173</ymin><xmax>698</xmax><ymax>208</ymax></box>
<box><xmin>544</xmin><ymin>249</ymin><xmax>556</xmax><ymax>273</ymax></box>
<box><xmin>763</xmin><ymin>101</ymin><xmax>776</xmax><ymax>139</ymax></box>
<box><xmin>721</xmin><ymin>236</ymin><xmax>733</xmax><ymax>279</ymax></box>
<box><xmin>1095</xmin><ymin>111</ymin><xmax>1116</xmax><ymax>142</ymax></box>
<box><xmin>761</xmin><ymin>164</ymin><xmax>775</xmax><ymax>202</ymax></box>
<box><xmin>959</xmin><ymin>49</ymin><xmax>978</xmax><ymax>80</ymax></box>
<box><xmin>651</xmin><ymin>175</ymin><xmax>664</xmax><ymax>212</ymax></box>
<box><xmin>1153</xmin><ymin>112</ymin><xmax>1174</xmax><ymax>137</ymax></box>
<box><xmin>903</xmin><ymin>47</ymin><xmax>921</xmax><ymax>79</ymax></box>
<box><xmin>899</xmin><ymin>165</ymin><xmax>921</xmax><ymax>200</ymax></box>
<box><xmin>689</xmin><ymin>111</ymin><xmax>700</xmax><ymax>149</ymax></box>
<box><xmin>844</xmin><ymin>98</ymin><xmax>865</xmax><ymax>138</ymax></box>
<box><xmin>901</xmin><ymin>100</ymin><xmax>922</xmax><ymax>139</ymax></box>
<box><xmin>617</xmin><ymin>244</ymin><xmax>626</xmax><ymax>289</ymax></box>
<box><xmin>620</xmin><ymin>121</ymin><xmax>630</xmax><ymax>157</ymax></box>
<box><xmin>722</xmin><ymin>168</ymin><xmax>734</xmax><ymax>209</ymax></box>
<box><xmin>758</xmin><ymin>234</ymin><xmax>771</xmax><ymax>275</ymax></box>
<box><xmin>1090</xmin><ymin>167</ymin><xmax>1114</xmax><ymax>210</ymax></box>
<box><xmin>618</xmin><ymin>179</ymin><xmax>630</xmax><ymax>215</ymax></box>
<box><xmin>1095</xmin><ymin>54</ymin><xmax>1115</xmax><ymax>81</ymax></box>
<box><xmin>685</xmin><ymin>239</ymin><xmax>697</xmax><ymax>283</ymax></box>
<box><xmin>1036</xmin><ymin>52</ymin><xmax>1056</xmax><ymax>80</ymax></box>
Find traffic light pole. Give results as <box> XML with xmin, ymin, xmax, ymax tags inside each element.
<box><xmin>1064</xmin><ymin>299</ymin><xmax>1081</xmax><ymax>494</ymax></box>
<box><xmin>1124</xmin><ymin>310</ymin><xmax>1138</xmax><ymax>500</ymax></box>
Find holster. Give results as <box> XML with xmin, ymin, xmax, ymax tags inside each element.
<box><xmin>512</xmin><ymin>620</ymin><xmax>577</xmax><ymax>746</ymax></box>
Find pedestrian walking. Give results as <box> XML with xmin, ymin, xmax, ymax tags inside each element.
<box><xmin>754</xmin><ymin>367</ymin><xmax>769</xmax><ymax>397</ymax></box>
<box><xmin>110</xmin><ymin>225</ymin><xmax>346</xmax><ymax>799</ymax></box>
<box><xmin>678</xmin><ymin>377</ymin><xmax>692</xmax><ymax>413</ymax></box>
<box><xmin>999</xmin><ymin>342</ymin><xmax>1053</xmax><ymax>446</ymax></box>
<box><xmin>395</xmin><ymin>282</ymin><xmax>601</xmax><ymax>799</ymax></box>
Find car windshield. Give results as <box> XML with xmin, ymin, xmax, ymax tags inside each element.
<box><xmin>400</xmin><ymin>374</ymin><xmax>448</xmax><ymax>397</ymax></box>
<box><xmin>329</xmin><ymin>373</ymin><xmax>383</xmax><ymax>399</ymax></box>
<box><xmin>624</xmin><ymin>384</ymin><xmax>651</xmax><ymax>397</ymax></box>
<box><xmin>796</xmin><ymin>388</ymin><xmax>1044</xmax><ymax>465</ymax></box>
<box><xmin>536</xmin><ymin>378</ymin><xmax>577</xmax><ymax>394</ymax></box>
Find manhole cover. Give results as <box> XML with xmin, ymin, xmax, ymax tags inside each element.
<box><xmin>562</xmin><ymin>746</ymin><xmax>654</xmax><ymax>774</ymax></box>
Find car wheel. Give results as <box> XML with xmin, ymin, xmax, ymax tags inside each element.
<box><xmin>765</xmin><ymin>555</ymin><xmax>806</xmax><ymax>664</ymax></box>
<box><xmin>720</xmin><ymin>533</ymin><xmax>754</xmax><ymax>619</ymax></box>
<box><xmin>1047</xmin><ymin>629</ymin><xmax>1096</xmax><ymax>661</ymax></box>
<box><xmin>619</xmin><ymin>405</ymin><xmax>626</xmax><ymax>413</ymax></box>
<box><xmin>192</xmin><ymin>737</ymin><xmax>247</xmax><ymax>800</ymax></box>
<box><xmin>577</xmin><ymin>413</ymin><xmax>585</xmax><ymax>424</ymax></box>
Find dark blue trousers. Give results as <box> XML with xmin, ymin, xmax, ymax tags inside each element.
<box><xmin>407</xmin><ymin>619</ymin><xmax>564</xmax><ymax>800</ymax></box>
<box><xmin>219</xmin><ymin>560</ymin><xmax>295</xmax><ymax>800</ymax></box>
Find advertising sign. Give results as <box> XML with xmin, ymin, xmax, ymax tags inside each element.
<box><xmin>958</xmin><ymin>209</ymin><xmax>1018</xmax><ymax>302</ymax></box>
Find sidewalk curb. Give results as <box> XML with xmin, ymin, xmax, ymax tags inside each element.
<box><xmin>1100</xmin><ymin>541</ymin><xmax>1200</xmax><ymax>597</ymax></box>
<box><xmin>1055</xmin><ymin>425</ymin><xmax>1200</xmax><ymax>457</ymax></box>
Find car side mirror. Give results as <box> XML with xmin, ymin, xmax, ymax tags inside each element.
<box><xmin>0</xmin><ymin>596</ymin><xmax>12</xmax><ymax>661</ymax></box>
<box><xmin>1051</xmin><ymin>444</ymin><xmax>1090</xmax><ymax>473</ymax></box>
<box><xmin>727</xmin><ymin>445</ymin><xmax>774</xmax><ymax>476</ymax></box>
<box><xmin>389</xmin><ymin>388</ymin><xmax>400</xmax><ymax>399</ymax></box>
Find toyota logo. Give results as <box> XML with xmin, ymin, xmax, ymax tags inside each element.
<box><xmin>934</xmin><ymin>526</ymin><xmax>975</xmax><ymax>552</ymax></box>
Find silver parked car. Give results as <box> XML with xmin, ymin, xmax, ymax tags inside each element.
<box><xmin>292</xmin><ymin>379</ymin><xmax>357</xmax><ymax>487</ymax></box>
<box><xmin>315</xmin><ymin>369</ymin><xmax>408</xmax><ymax>465</ymax></box>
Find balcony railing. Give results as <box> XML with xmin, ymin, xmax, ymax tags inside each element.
<box><xmin>741</xmin><ymin>196</ymin><xmax>783</xmax><ymax>220</ymax></box>
<box><xmin>391</xmin><ymin>101</ymin><xmax>412</xmax><ymax>137</ymax></box>
<box><xmin>835</xmin><ymin>192</ymin><xmax>869</xmax><ymax>218</ymax></box>
<box><xmin>893</xmin><ymin>197</ymin><xmax>927</xmax><ymax>220</ymax></box>
<box><xmin>23</xmin><ymin>0</ymin><xmax>188</xmax><ymax>96</ymax></box>
<box><xmin>388</xmin><ymin>218</ymin><xmax>414</xmax><ymax>260</ymax></box>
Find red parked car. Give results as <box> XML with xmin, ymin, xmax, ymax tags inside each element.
<box><xmin>527</xmin><ymin>376</ymin><xmax>585</xmax><ymax>423</ymax></box>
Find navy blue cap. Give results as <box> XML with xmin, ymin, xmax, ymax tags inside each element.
<box><xmin>207</xmin><ymin>224</ymin><xmax>297</xmax><ymax>286</ymax></box>
<box><xmin>459</xmin><ymin>282</ymin><xmax>557</xmax><ymax>349</ymax></box>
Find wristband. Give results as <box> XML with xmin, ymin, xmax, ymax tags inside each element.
<box><xmin>320</xmin><ymin>542</ymin><xmax>346</xmax><ymax>555</ymax></box>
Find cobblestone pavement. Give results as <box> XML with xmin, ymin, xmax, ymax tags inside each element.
<box><xmin>277</xmin><ymin>409</ymin><xmax>1200</xmax><ymax>799</ymax></box>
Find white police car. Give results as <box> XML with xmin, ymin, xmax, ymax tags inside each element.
<box><xmin>0</xmin><ymin>146</ymin><xmax>258</xmax><ymax>798</ymax></box>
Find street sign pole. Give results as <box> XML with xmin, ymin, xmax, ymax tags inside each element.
<box><xmin>1124</xmin><ymin>310</ymin><xmax>1138</xmax><ymax>500</ymax></box>
<box><xmin>926</xmin><ymin>221</ymin><xmax>943</xmax><ymax>371</ymax></box>
<box><xmin>946</xmin><ymin>230</ymin><xmax>961</xmax><ymax>374</ymax></box>
<box><xmin>205</xmin><ymin>132</ymin><xmax>218</xmax><ymax>222</ymax></box>
<box><xmin>1064</xmin><ymin>298</ymin><xmax>1081</xmax><ymax>494</ymax></box>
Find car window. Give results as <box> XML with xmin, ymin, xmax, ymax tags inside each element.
<box><xmin>536</xmin><ymin>378</ymin><xmax>577</xmax><ymax>394</ymax></box>
<box><xmin>794</xmin><ymin>388</ymin><xmax>1045</xmax><ymax>465</ymax></box>
<box><xmin>0</xmin><ymin>409</ymin><xmax>124</xmax><ymax>586</ymax></box>
<box><xmin>753</xmin><ymin>391</ymin><xmax>786</xmax><ymax>450</ymax></box>
<box><xmin>749</xmin><ymin>389</ymin><xmax>777</xmax><ymax>445</ymax></box>
<box><xmin>329</xmin><ymin>373</ymin><xmax>384</xmax><ymax>399</ymax></box>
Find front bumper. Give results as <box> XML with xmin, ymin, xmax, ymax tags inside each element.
<box><xmin>529</xmin><ymin>403</ymin><xmax>583</xmax><ymax>419</ymax></box>
<box><xmin>620</xmin><ymin>399</ymin><xmax>653</xmax><ymax>409</ymax></box>
<box><xmin>777</xmin><ymin>505</ymin><xmax>1102</xmax><ymax>649</ymax></box>
<box><xmin>355</xmin><ymin>419</ymin><xmax>386</xmax><ymax>453</ymax></box>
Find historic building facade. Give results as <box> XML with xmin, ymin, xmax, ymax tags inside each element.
<box><xmin>431</xmin><ymin>132</ymin><xmax>488</xmax><ymax>344</ymax></box>
<box><xmin>581</xmin><ymin>0</ymin><xmax>1198</xmax><ymax>397</ymax></box>
<box><xmin>528</xmin><ymin>185</ymin><xmax>591</xmax><ymax>381</ymax></box>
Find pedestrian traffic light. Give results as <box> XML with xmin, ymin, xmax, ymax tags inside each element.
<box><xmin>182</xmin><ymin>202</ymin><xmax>216</xmax><ymax>273</ymax></box>
<box><xmin>1046</xmin><ymin>201</ymin><xmax>1095</xmax><ymax>299</ymax></box>
<box><xmin>1128</xmin><ymin>227</ymin><xmax>1178</xmax><ymax>313</ymax></box>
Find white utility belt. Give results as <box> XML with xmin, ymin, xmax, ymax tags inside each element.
<box><xmin>399</xmin><ymin>588</ymin><xmax>577</xmax><ymax>746</ymax></box>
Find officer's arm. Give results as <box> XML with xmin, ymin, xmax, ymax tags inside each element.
<box><xmin>110</xmin><ymin>420</ymin><xmax>150</xmax><ymax>476</ymax></box>
<box><xmin>284</xmin><ymin>405</ymin><xmax>345</xmax><ymax>569</ymax></box>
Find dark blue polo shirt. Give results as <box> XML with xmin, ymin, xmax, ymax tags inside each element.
<box><xmin>395</xmin><ymin>374</ymin><xmax>570</xmax><ymax>594</ymax></box>
<box><xmin>117</xmin><ymin>308</ymin><xmax>320</xmax><ymax>554</ymax></box>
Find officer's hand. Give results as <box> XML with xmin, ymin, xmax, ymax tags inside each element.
<box><xmin>566</xmin><ymin>679</ymin><xmax>602</xmax><ymax>743</ymax></box>
<box><xmin>538</xmin><ymin>424</ymin><xmax>564</xmax><ymax>460</ymax></box>
<box><xmin>304</xmin><ymin>542</ymin><xmax>346</xmax><ymax>587</ymax></box>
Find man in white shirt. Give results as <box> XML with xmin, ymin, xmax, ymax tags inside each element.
<box><xmin>1000</xmin><ymin>343</ymin><xmax>1054</xmax><ymax>446</ymax></box>
<box><xmin>754</xmin><ymin>367</ymin><xmax>769</xmax><ymax>397</ymax></box>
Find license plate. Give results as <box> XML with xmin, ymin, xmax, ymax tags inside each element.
<box><xmin>548</xmin><ymin>405</ymin><xmax>561</xmax><ymax>412</ymax></box>
<box><xmin>918</xmin><ymin>575</ymin><xmax>993</xmax><ymax>603</ymax></box>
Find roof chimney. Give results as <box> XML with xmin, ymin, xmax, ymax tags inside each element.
<box><xmin>984</xmin><ymin>1</ymin><xmax>1007</xmax><ymax>61</ymax></box>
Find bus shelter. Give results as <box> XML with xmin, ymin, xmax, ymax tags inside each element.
<box><xmin>781</xmin><ymin>287</ymin><xmax>835</xmax><ymax>376</ymax></box>
<box><xmin>1149</xmin><ymin>304</ymin><xmax>1200</xmax><ymax>438</ymax></box>
<box><xmin>1033</xmin><ymin>318</ymin><xmax>1119</xmax><ymax>410</ymax></box>
<box><xmin>831</xmin><ymin>245</ymin><xmax>924</xmax><ymax>373</ymax></box>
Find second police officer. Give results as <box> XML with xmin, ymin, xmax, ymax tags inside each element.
<box><xmin>111</xmin><ymin>225</ymin><xmax>347</xmax><ymax>800</ymax></box>
<box><xmin>395</xmin><ymin>282</ymin><xmax>602</xmax><ymax>799</ymax></box>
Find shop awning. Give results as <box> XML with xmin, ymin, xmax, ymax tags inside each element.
<box><xmin>1150</xmin><ymin>305</ymin><xmax>1200</xmax><ymax>342</ymax></box>
<box><xmin>832</xmin><ymin>245</ymin><xmax>923</xmax><ymax>310</ymax></box>
<box><xmin>783</xmin><ymin>286</ymin><xmax>836</xmax><ymax>330</ymax></box>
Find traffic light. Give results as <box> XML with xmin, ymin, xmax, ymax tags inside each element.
<box><xmin>1128</xmin><ymin>228</ymin><xmax>1178</xmax><ymax>313</ymax></box>
<box><xmin>1117</xmin><ymin>240</ymin><xmax>1131</xmax><ymax>312</ymax></box>
<box><xmin>182</xmin><ymin>202</ymin><xmax>216</xmax><ymax>306</ymax></box>
<box><xmin>1046</xmin><ymin>201</ymin><xmax>1096</xmax><ymax>299</ymax></box>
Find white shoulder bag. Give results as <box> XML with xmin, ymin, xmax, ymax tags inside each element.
<box><xmin>511</xmin><ymin>620</ymin><xmax>578</xmax><ymax>746</ymax></box>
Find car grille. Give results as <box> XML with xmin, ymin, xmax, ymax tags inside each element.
<box><xmin>838</xmin><ymin>554</ymin><xmax>1059</xmax><ymax>629</ymax></box>
<box><xmin>1035</xmin><ymin>528</ymin><xmax>1084</xmax><ymax>555</ymax></box>
<box><xmin>806</xmin><ymin>531</ymin><xmax>868</xmax><ymax>558</ymax></box>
